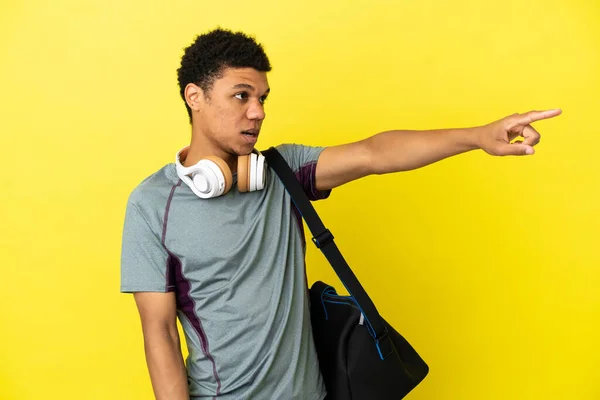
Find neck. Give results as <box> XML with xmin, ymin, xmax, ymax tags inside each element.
<box><xmin>183</xmin><ymin>131</ymin><xmax>237</xmax><ymax>172</ymax></box>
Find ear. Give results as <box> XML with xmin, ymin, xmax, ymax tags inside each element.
<box><xmin>184</xmin><ymin>83</ymin><xmax>204</xmax><ymax>112</ymax></box>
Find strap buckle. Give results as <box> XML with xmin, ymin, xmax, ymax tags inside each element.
<box><xmin>312</xmin><ymin>229</ymin><xmax>334</xmax><ymax>249</ymax></box>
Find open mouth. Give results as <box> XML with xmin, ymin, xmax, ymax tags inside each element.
<box><xmin>241</xmin><ymin>130</ymin><xmax>258</xmax><ymax>137</ymax></box>
<box><xmin>241</xmin><ymin>130</ymin><xmax>259</xmax><ymax>144</ymax></box>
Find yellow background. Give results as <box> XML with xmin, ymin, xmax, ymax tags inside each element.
<box><xmin>1</xmin><ymin>0</ymin><xmax>598</xmax><ymax>399</ymax></box>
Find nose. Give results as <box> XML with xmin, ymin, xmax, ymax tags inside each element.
<box><xmin>246</xmin><ymin>99</ymin><xmax>265</xmax><ymax>121</ymax></box>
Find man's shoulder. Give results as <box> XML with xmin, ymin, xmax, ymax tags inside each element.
<box><xmin>127</xmin><ymin>163</ymin><xmax>179</xmax><ymax>211</ymax></box>
<box><xmin>268</xmin><ymin>143</ymin><xmax>327</xmax><ymax>170</ymax></box>
<box><xmin>270</xmin><ymin>143</ymin><xmax>323</xmax><ymax>153</ymax></box>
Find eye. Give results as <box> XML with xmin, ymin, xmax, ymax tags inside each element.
<box><xmin>259</xmin><ymin>95</ymin><xmax>268</xmax><ymax>105</ymax></box>
<box><xmin>234</xmin><ymin>92</ymin><xmax>248</xmax><ymax>101</ymax></box>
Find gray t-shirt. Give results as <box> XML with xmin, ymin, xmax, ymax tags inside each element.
<box><xmin>121</xmin><ymin>144</ymin><xmax>331</xmax><ymax>399</ymax></box>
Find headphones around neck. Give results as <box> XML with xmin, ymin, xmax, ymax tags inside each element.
<box><xmin>175</xmin><ymin>146</ymin><xmax>266</xmax><ymax>199</ymax></box>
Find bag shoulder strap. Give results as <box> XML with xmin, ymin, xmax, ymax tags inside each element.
<box><xmin>262</xmin><ymin>147</ymin><xmax>389</xmax><ymax>342</ymax></box>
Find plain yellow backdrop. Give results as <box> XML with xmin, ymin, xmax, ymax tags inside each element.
<box><xmin>1</xmin><ymin>0</ymin><xmax>598</xmax><ymax>399</ymax></box>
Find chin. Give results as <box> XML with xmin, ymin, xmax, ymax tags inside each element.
<box><xmin>238</xmin><ymin>144</ymin><xmax>257</xmax><ymax>155</ymax></box>
<box><xmin>228</xmin><ymin>146</ymin><xmax>254</xmax><ymax>157</ymax></box>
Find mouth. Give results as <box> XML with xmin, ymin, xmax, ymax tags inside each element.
<box><xmin>241</xmin><ymin>129</ymin><xmax>259</xmax><ymax>143</ymax></box>
<box><xmin>241</xmin><ymin>129</ymin><xmax>259</xmax><ymax>137</ymax></box>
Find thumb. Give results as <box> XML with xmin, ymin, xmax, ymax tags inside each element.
<box><xmin>494</xmin><ymin>142</ymin><xmax>535</xmax><ymax>156</ymax></box>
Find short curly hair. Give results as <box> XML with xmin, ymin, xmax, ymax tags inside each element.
<box><xmin>177</xmin><ymin>28</ymin><xmax>272</xmax><ymax>122</ymax></box>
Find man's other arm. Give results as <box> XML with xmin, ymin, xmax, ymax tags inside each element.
<box><xmin>134</xmin><ymin>292</ymin><xmax>189</xmax><ymax>400</ymax></box>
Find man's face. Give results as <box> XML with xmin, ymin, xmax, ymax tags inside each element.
<box><xmin>192</xmin><ymin>67</ymin><xmax>270</xmax><ymax>157</ymax></box>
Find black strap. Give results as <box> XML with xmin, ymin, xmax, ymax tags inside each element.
<box><xmin>263</xmin><ymin>147</ymin><xmax>389</xmax><ymax>341</ymax></box>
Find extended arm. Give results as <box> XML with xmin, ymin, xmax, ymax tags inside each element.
<box><xmin>134</xmin><ymin>292</ymin><xmax>189</xmax><ymax>400</ymax></box>
<box><xmin>315</xmin><ymin>109</ymin><xmax>561</xmax><ymax>191</ymax></box>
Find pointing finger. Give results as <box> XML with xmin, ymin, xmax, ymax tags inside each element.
<box><xmin>518</xmin><ymin>109</ymin><xmax>562</xmax><ymax>125</ymax></box>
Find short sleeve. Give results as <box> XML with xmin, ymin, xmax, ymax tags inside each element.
<box><xmin>120</xmin><ymin>199</ymin><xmax>173</xmax><ymax>293</ymax></box>
<box><xmin>275</xmin><ymin>144</ymin><xmax>332</xmax><ymax>201</ymax></box>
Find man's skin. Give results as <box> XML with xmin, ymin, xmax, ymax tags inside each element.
<box><xmin>134</xmin><ymin>67</ymin><xmax>561</xmax><ymax>399</ymax></box>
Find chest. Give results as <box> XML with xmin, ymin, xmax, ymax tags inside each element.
<box><xmin>162</xmin><ymin>180</ymin><xmax>302</xmax><ymax>294</ymax></box>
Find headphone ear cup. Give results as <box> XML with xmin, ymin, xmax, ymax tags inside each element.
<box><xmin>204</xmin><ymin>156</ymin><xmax>233</xmax><ymax>195</ymax></box>
<box><xmin>249</xmin><ymin>153</ymin><xmax>258</xmax><ymax>192</ymax></box>
<box><xmin>237</xmin><ymin>155</ymin><xmax>250</xmax><ymax>192</ymax></box>
<box><xmin>256</xmin><ymin>154</ymin><xmax>266</xmax><ymax>190</ymax></box>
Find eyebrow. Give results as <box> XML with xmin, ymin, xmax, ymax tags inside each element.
<box><xmin>232</xmin><ymin>83</ymin><xmax>270</xmax><ymax>96</ymax></box>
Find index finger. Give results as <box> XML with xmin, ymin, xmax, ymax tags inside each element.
<box><xmin>518</xmin><ymin>108</ymin><xmax>562</xmax><ymax>125</ymax></box>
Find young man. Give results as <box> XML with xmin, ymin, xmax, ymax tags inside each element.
<box><xmin>120</xmin><ymin>28</ymin><xmax>560</xmax><ymax>399</ymax></box>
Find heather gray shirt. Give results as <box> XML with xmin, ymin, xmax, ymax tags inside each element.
<box><xmin>121</xmin><ymin>144</ymin><xmax>330</xmax><ymax>399</ymax></box>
